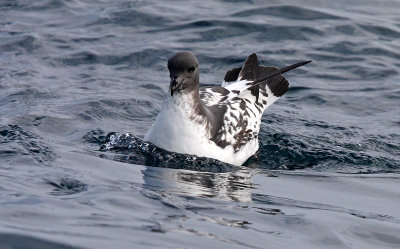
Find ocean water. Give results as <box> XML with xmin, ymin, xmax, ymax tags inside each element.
<box><xmin>1</xmin><ymin>0</ymin><xmax>400</xmax><ymax>248</ymax></box>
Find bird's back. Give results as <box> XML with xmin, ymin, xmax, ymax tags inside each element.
<box><xmin>199</xmin><ymin>53</ymin><xmax>290</xmax><ymax>156</ymax></box>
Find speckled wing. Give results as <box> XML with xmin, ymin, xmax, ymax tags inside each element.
<box><xmin>200</xmin><ymin>53</ymin><xmax>290</xmax><ymax>152</ymax></box>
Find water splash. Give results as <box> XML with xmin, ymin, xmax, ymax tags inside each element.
<box><xmin>86</xmin><ymin>131</ymin><xmax>237</xmax><ymax>173</ymax></box>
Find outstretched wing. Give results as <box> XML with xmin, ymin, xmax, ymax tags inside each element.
<box><xmin>222</xmin><ymin>53</ymin><xmax>289</xmax><ymax>105</ymax></box>
<box><xmin>199</xmin><ymin>85</ymin><xmax>259</xmax><ymax>152</ymax></box>
<box><xmin>200</xmin><ymin>53</ymin><xmax>308</xmax><ymax>152</ymax></box>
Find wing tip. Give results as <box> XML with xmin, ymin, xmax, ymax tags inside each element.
<box><xmin>224</xmin><ymin>67</ymin><xmax>242</xmax><ymax>82</ymax></box>
<box><xmin>267</xmin><ymin>77</ymin><xmax>289</xmax><ymax>97</ymax></box>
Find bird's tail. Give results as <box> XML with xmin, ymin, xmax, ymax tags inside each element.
<box><xmin>223</xmin><ymin>53</ymin><xmax>311</xmax><ymax>102</ymax></box>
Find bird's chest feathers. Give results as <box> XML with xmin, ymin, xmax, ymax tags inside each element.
<box><xmin>154</xmin><ymin>94</ymin><xmax>211</xmax><ymax>143</ymax></box>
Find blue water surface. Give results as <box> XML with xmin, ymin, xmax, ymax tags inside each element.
<box><xmin>0</xmin><ymin>0</ymin><xmax>399</xmax><ymax>248</ymax></box>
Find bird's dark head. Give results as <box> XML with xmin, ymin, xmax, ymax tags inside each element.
<box><xmin>168</xmin><ymin>51</ymin><xmax>199</xmax><ymax>96</ymax></box>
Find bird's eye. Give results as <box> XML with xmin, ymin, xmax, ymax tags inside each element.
<box><xmin>188</xmin><ymin>66</ymin><xmax>196</xmax><ymax>73</ymax></box>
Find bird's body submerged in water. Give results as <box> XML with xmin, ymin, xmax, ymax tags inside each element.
<box><xmin>144</xmin><ymin>52</ymin><xmax>310</xmax><ymax>166</ymax></box>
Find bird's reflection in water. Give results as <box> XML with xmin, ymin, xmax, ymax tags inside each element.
<box><xmin>142</xmin><ymin>167</ymin><xmax>254</xmax><ymax>202</ymax></box>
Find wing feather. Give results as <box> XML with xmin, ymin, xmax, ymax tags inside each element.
<box><xmin>201</xmin><ymin>53</ymin><xmax>293</xmax><ymax>152</ymax></box>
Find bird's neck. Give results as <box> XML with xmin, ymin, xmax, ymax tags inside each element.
<box><xmin>165</xmin><ymin>89</ymin><xmax>214</xmax><ymax>129</ymax></box>
<box><xmin>163</xmin><ymin>89</ymin><xmax>220</xmax><ymax>139</ymax></box>
<box><xmin>168</xmin><ymin>90</ymin><xmax>202</xmax><ymax>113</ymax></box>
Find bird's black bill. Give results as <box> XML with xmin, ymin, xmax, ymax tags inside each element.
<box><xmin>170</xmin><ymin>82</ymin><xmax>175</xmax><ymax>96</ymax></box>
<box><xmin>252</xmin><ymin>60</ymin><xmax>312</xmax><ymax>87</ymax></box>
<box><xmin>170</xmin><ymin>77</ymin><xmax>178</xmax><ymax>96</ymax></box>
<box><xmin>170</xmin><ymin>78</ymin><xmax>183</xmax><ymax>96</ymax></box>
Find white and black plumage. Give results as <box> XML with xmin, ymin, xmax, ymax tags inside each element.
<box><xmin>144</xmin><ymin>52</ymin><xmax>310</xmax><ymax>166</ymax></box>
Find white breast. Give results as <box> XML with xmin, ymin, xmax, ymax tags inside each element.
<box><xmin>144</xmin><ymin>94</ymin><xmax>258</xmax><ymax>166</ymax></box>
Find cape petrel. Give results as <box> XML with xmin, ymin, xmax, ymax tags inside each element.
<box><xmin>144</xmin><ymin>52</ymin><xmax>310</xmax><ymax>166</ymax></box>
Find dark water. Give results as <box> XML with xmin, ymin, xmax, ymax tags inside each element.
<box><xmin>1</xmin><ymin>0</ymin><xmax>400</xmax><ymax>248</ymax></box>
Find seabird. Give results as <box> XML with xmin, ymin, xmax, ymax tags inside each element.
<box><xmin>144</xmin><ymin>52</ymin><xmax>310</xmax><ymax>166</ymax></box>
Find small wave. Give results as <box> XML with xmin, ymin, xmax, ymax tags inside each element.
<box><xmin>6</xmin><ymin>87</ymin><xmax>56</xmax><ymax>101</ymax></box>
<box><xmin>152</xmin><ymin>19</ymin><xmax>323</xmax><ymax>42</ymax></box>
<box><xmin>252</xmin><ymin>193</ymin><xmax>397</xmax><ymax>222</ymax></box>
<box><xmin>320</xmin><ymin>41</ymin><xmax>360</xmax><ymax>55</ymax></box>
<box><xmin>0</xmin><ymin>0</ymin><xmax>66</xmax><ymax>11</ymax></box>
<box><xmin>53</xmin><ymin>48</ymin><xmax>171</xmax><ymax>68</ymax></box>
<box><xmin>92</xmin><ymin>9</ymin><xmax>171</xmax><ymax>27</ymax></box>
<box><xmin>232</xmin><ymin>5</ymin><xmax>345</xmax><ymax>20</ymax></box>
<box><xmin>0</xmin><ymin>124</ymin><xmax>56</xmax><ymax>164</ymax></box>
<box><xmin>306</xmin><ymin>52</ymin><xmax>364</xmax><ymax>63</ymax></box>
<box><xmin>85</xmin><ymin>127</ymin><xmax>400</xmax><ymax>174</ymax></box>
<box><xmin>256</xmin><ymin>131</ymin><xmax>400</xmax><ymax>173</ymax></box>
<box><xmin>316</xmin><ymin>41</ymin><xmax>400</xmax><ymax>60</ymax></box>
<box><xmin>0</xmin><ymin>34</ymin><xmax>40</xmax><ymax>53</ymax></box>
<box><xmin>71</xmin><ymin>98</ymin><xmax>156</xmax><ymax>122</ymax></box>
<box><xmin>85</xmin><ymin>131</ymin><xmax>237</xmax><ymax>173</ymax></box>
<box><xmin>45</xmin><ymin>177</ymin><xmax>88</xmax><ymax>196</ymax></box>
<box><xmin>0</xmin><ymin>233</ymin><xmax>80</xmax><ymax>249</ymax></box>
<box><xmin>287</xmin><ymin>86</ymin><xmax>313</xmax><ymax>93</ymax></box>
<box><xmin>359</xmin><ymin>24</ymin><xmax>400</xmax><ymax>39</ymax></box>
<box><xmin>335</xmin><ymin>24</ymin><xmax>358</xmax><ymax>35</ymax></box>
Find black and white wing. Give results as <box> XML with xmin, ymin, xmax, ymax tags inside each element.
<box><xmin>200</xmin><ymin>53</ymin><xmax>309</xmax><ymax>152</ymax></box>
<box><xmin>199</xmin><ymin>54</ymin><xmax>292</xmax><ymax>152</ymax></box>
